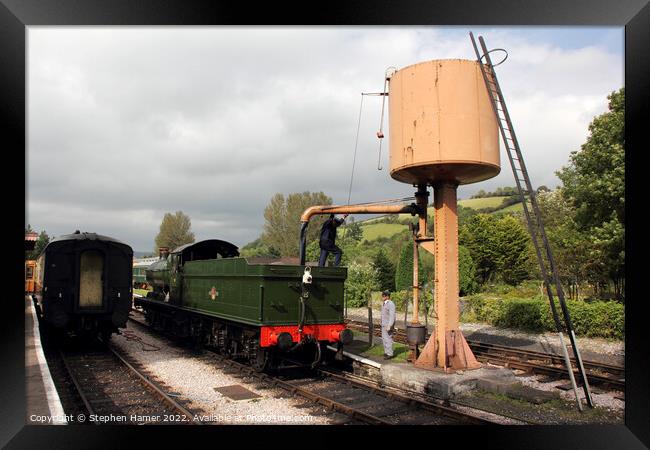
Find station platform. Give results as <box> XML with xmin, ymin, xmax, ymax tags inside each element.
<box><xmin>335</xmin><ymin>331</ymin><xmax>559</xmax><ymax>403</ymax></box>
<box><xmin>24</xmin><ymin>296</ymin><xmax>66</xmax><ymax>425</ymax></box>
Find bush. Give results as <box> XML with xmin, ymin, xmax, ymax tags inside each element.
<box><xmin>483</xmin><ymin>281</ymin><xmax>545</xmax><ymax>300</ymax></box>
<box><xmin>562</xmin><ymin>299</ymin><xmax>625</xmax><ymax>339</ymax></box>
<box><xmin>493</xmin><ymin>298</ymin><xmax>548</xmax><ymax>332</ymax></box>
<box><xmin>391</xmin><ymin>290</ymin><xmax>410</xmax><ymax>311</ymax></box>
<box><xmin>461</xmin><ymin>295</ymin><xmax>624</xmax><ymax>339</ymax></box>
<box><xmin>344</xmin><ymin>262</ymin><xmax>379</xmax><ymax>308</ymax></box>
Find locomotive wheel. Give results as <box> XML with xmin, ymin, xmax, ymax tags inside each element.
<box><xmin>252</xmin><ymin>348</ymin><xmax>269</xmax><ymax>372</ymax></box>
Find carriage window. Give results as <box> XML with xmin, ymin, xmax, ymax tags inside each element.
<box><xmin>79</xmin><ymin>250</ymin><xmax>104</xmax><ymax>308</ymax></box>
<box><xmin>25</xmin><ymin>266</ymin><xmax>34</xmax><ymax>279</ymax></box>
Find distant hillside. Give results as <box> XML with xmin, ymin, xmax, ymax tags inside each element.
<box><xmin>241</xmin><ymin>194</ymin><xmax>523</xmax><ymax>248</ymax></box>
<box><xmin>458</xmin><ymin>196</ymin><xmax>508</xmax><ymax>209</ymax></box>
<box><xmin>361</xmin><ymin>223</ymin><xmax>405</xmax><ymax>241</ymax></box>
<box><xmin>352</xmin><ymin>195</ymin><xmax>522</xmax><ymax>242</ymax></box>
<box><xmin>498</xmin><ymin>202</ymin><xmax>524</xmax><ymax>213</ymax></box>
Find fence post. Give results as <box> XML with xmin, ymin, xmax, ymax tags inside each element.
<box><xmin>368</xmin><ymin>292</ymin><xmax>373</xmax><ymax>346</ymax></box>
<box><xmin>404</xmin><ymin>293</ymin><xmax>409</xmax><ymax>330</ymax></box>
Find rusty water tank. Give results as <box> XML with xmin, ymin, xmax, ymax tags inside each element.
<box><xmin>388</xmin><ymin>59</ymin><xmax>500</xmax><ymax>185</ymax></box>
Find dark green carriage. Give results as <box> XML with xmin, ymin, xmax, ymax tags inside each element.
<box><xmin>133</xmin><ymin>266</ymin><xmax>147</xmax><ymax>285</ymax></box>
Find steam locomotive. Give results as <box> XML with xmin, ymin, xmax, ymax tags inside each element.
<box><xmin>134</xmin><ymin>239</ymin><xmax>353</xmax><ymax>371</ymax></box>
<box><xmin>32</xmin><ymin>231</ymin><xmax>133</xmax><ymax>340</ymax></box>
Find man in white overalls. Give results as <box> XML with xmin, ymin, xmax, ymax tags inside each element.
<box><xmin>381</xmin><ymin>290</ymin><xmax>396</xmax><ymax>359</ymax></box>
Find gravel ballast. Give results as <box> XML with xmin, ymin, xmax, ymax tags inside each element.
<box><xmin>517</xmin><ymin>373</ymin><xmax>625</xmax><ymax>414</ymax></box>
<box><xmin>112</xmin><ymin>322</ymin><xmax>332</xmax><ymax>425</ymax></box>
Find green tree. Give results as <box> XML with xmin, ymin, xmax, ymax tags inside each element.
<box><xmin>305</xmin><ymin>240</ymin><xmax>321</xmax><ymax>263</ymax></box>
<box><xmin>460</xmin><ymin>214</ymin><xmax>532</xmax><ymax>285</ymax></box>
<box><xmin>26</xmin><ymin>230</ymin><xmax>50</xmax><ymax>260</ymax></box>
<box><xmin>496</xmin><ymin>215</ymin><xmax>533</xmax><ymax>285</ymax></box>
<box><xmin>261</xmin><ymin>191</ymin><xmax>332</xmax><ymax>257</ymax></box>
<box><xmin>154</xmin><ymin>211</ymin><xmax>195</xmax><ymax>252</ymax></box>
<box><xmin>394</xmin><ymin>243</ymin><xmax>425</xmax><ymax>288</ymax></box>
<box><xmin>371</xmin><ymin>248</ymin><xmax>395</xmax><ymax>292</ymax></box>
<box><xmin>536</xmin><ymin>189</ymin><xmax>593</xmax><ymax>298</ymax></box>
<box><xmin>345</xmin><ymin>262</ymin><xmax>379</xmax><ymax>307</ymax></box>
<box><xmin>459</xmin><ymin>214</ymin><xmax>498</xmax><ymax>283</ymax></box>
<box><xmin>459</xmin><ymin>245</ymin><xmax>479</xmax><ymax>295</ymax></box>
<box><xmin>239</xmin><ymin>238</ymin><xmax>281</xmax><ymax>258</ymax></box>
<box><xmin>556</xmin><ymin>88</ymin><xmax>624</xmax><ymax>298</ymax></box>
<box><xmin>345</xmin><ymin>220</ymin><xmax>363</xmax><ymax>244</ymax></box>
<box><xmin>394</xmin><ymin>242</ymin><xmax>413</xmax><ymax>291</ymax></box>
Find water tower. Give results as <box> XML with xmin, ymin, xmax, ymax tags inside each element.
<box><xmin>388</xmin><ymin>59</ymin><xmax>500</xmax><ymax>371</ymax></box>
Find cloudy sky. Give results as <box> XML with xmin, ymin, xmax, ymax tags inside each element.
<box><xmin>27</xmin><ymin>27</ymin><xmax>623</xmax><ymax>252</ymax></box>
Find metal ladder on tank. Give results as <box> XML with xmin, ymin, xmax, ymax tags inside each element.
<box><xmin>469</xmin><ymin>32</ymin><xmax>594</xmax><ymax>410</ymax></box>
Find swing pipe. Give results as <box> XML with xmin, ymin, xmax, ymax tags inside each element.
<box><xmin>298</xmin><ymin>201</ymin><xmax>421</xmax><ymax>265</ymax></box>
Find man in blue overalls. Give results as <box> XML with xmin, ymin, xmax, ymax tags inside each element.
<box><xmin>318</xmin><ymin>213</ymin><xmax>348</xmax><ymax>267</ymax></box>
<box><xmin>381</xmin><ymin>290</ymin><xmax>396</xmax><ymax>359</ymax></box>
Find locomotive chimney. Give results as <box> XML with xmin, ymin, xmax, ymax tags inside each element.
<box><xmin>159</xmin><ymin>247</ymin><xmax>170</xmax><ymax>260</ymax></box>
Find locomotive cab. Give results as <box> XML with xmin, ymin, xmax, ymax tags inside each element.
<box><xmin>146</xmin><ymin>239</ymin><xmax>239</xmax><ymax>304</ymax></box>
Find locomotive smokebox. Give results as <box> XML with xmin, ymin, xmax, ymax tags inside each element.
<box><xmin>388</xmin><ymin>59</ymin><xmax>500</xmax><ymax>185</ymax></box>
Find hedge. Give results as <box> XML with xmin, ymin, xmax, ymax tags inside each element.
<box><xmin>460</xmin><ymin>295</ymin><xmax>624</xmax><ymax>340</ymax></box>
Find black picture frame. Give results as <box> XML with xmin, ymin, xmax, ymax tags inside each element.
<box><xmin>4</xmin><ymin>0</ymin><xmax>648</xmax><ymax>447</ymax></box>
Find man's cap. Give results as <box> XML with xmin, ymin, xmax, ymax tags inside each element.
<box><xmin>382</xmin><ymin>290</ymin><xmax>391</xmax><ymax>296</ymax></box>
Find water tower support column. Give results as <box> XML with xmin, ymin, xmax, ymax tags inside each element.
<box><xmin>415</xmin><ymin>182</ymin><xmax>481</xmax><ymax>372</ymax></box>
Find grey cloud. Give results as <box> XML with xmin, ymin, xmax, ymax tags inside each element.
<box><xmin>27</xmin><ymin>27</ymin><xmax>623</xmax><ymax>251</ymax></box>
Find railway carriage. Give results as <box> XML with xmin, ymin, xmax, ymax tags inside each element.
<box><xmin>133</xmin><ymin>256</ymin><xmax>158</xmax><ymax>290</ymax></box>
<box><xmin>25</xmin><ymin>260</ymin><xmax>37</xmax><ymax>293</ymax></box>
<box><xmin>134</xmin><ymin>239</ymin><xmax>353</xmax><ymax>371</ymax></box>
<box><xmin>32</xmin><ymin>231</ymin><xmax>133</xmax><ymax>340</ymax></box>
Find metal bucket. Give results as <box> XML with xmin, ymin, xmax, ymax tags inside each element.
<box><xmin>406</xmin><ymin>324</ymin><xmax>427</xmax><ymax>344</ymax></box>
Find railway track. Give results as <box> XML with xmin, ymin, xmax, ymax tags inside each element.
<box><xmin>208</xmin><ymin>352</ymin><xmax>492</xmax><ymax>425</ymax></box>
<box><xmin>127</xmin><ymin>309</ymin><xmax>498</xmax><ymax>425</ymax></box>
<box><xmin>344</xmin><ymin>319</ymin><xmax>625</xmax><ymax>391</ymax></box>
<box><xmin>58</xmin><ymin>342</ymin><xmax>200</xmax><ymax>425</ymax></box>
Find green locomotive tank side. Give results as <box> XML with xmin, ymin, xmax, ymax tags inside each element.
<box><xmin>138</xmin><ymin>240</ymin><xmax>350</xmax><ymax>369</ymax></box>
<box><xmin>182</xmin><ymin>258</ymin><xmax>346</xmax><ymax>326</ymax></box>
<box><xmin>143</xmin><ymin>239</ymin><xmax>347</xmax><ymax>328</ymax></box>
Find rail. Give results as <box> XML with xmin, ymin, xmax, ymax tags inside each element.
<box><xmin>344</xmin><ymin>319</ymin><xmax>624</xmax><ymax>391</ymax></box>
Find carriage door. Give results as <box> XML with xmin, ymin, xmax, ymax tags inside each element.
<box><xmin>25</xmin><ymin>262</ymin><xmax>34</xmax><ymax>293</ymax></box>
<box><xmin>79</xmin><ymin>250</ymin><xmax>104</xmax><ymax>308</ymax></box>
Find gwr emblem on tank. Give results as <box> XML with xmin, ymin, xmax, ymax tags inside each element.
<box><xmin>209</xmin><ymin>286</ymin><xmax>219</xmax><ymax>301</ymax></box>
